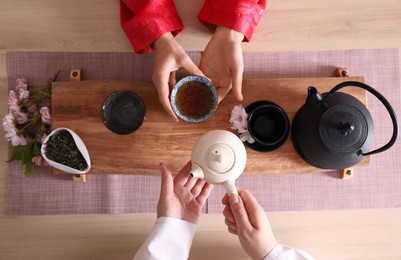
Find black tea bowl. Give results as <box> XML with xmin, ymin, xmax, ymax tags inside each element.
<box><xmin>246</xmin><ymin>100</ymin><xmax>290</xmax><ymax>152</ymax></box>
<box><xmin>101</xmin><ymin>90</ymin><xmax>146</xmax><ymax>135</ymax></box>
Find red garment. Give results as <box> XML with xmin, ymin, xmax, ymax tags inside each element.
<box><xmin>120</xmin><ymin>0</ymin><xmax>266</xmax><ymax>54</ymax></box>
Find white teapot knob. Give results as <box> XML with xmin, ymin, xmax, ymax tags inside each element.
<box><xmin>206</xmin><ymin>144</ymin><xmax>235</xmax><ymax>174</ymax></box>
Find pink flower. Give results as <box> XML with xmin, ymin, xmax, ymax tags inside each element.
<box><xmin>15</xmin><ymin>78</ymin><xmax>28</xmax><ymax>91</ymax></box>
<box><xmin>239</xmin><ymin>131</ymin><xmax>255</xmax><ymax>144</ymax></box>
<box><xmin>4</xmin><ymin>76</ymin><xmax>55</xmax><ymax>176</ymax></box>
<box><xmin>40</xmin><ymin>107</ymin><xmax>51</xmax><ymax>124</ymax></box>
<box><xmin>13</xmin><ymin>111</ymin><xmax>28</xmax><ymax>124</ymax></box>
<box><xmin>3</xmin><ymin>113</ymin><xmax>30</xmax><ymax>146</ymax></box>
<box><xmin>18</xmin><ymin>88</ymin><xmax>29</xmax><ymax>100</ymax></box>
<box><xmin>230</xmin><ymin>104</ymin><xmax>248</xmax><ymax>132</ymax></box>
<box><xmin>229</xmin><ymin>104</ymin><xmax>255</xmax><ymax>144</ymax></box>
<box><xmin>8</xmin><ymin>90</ymin><xmax>20</xmax><ymax>114</ymax></box>
<box><xmin>2</xmin><ymin>112</ymin><xmax>15</xmax><ymax>132</ymax></box>
<box><xmin>4</xmin><ymin>128</ymin><xmax>28</xmax><ymax>146</ymax></box>
<box><xmin>32</xmin><ymin>155</ymin><xmax>48</xmax><ymax>167</ymax></box>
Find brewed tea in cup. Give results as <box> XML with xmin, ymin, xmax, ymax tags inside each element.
<box><xmin>171</xmin><ymin>75</ymin><xmax>218</xmax><ymax>123</ymax></box>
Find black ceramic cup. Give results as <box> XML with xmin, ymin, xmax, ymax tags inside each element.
<box><xmin>170</xmin><ymin>75</ymin><xmax>218</xmax><ymax>123</ymax></box>
<box><xmin>247</xmin><ymin>101</ymin><xmax>290</xmax><ymax>151</ymax></box>
<box><xmin>101</xmin><ymin>90</ymin><xmax>146</xmax><ymax>135</ymax></box>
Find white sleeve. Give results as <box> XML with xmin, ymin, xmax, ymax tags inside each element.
<box><xmin>264</xmin><ymin>243</ymin><xmax>315</xmax><ymax>260</ymax></box>
<box><xmin>133</xmin><ymin>216</ymin><xmax>196</xmax><ymax>260</ymax></box>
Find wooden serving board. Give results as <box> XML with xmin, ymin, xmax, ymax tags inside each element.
<box><xmin>51</xmin><ymin>77</ymin><xmax>369</xmax><ymax>176</ymax></box>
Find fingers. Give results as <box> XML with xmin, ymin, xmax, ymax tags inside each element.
<box><xmin>153</xmin><ymin>74</ymin><xmax>179</xmax><ymax>122</ymax></box>
<box><xmin>154</xmin><ymin>63</ymin><xmax>205</xmax><ymax>122</ymax></box>
<box><xmin>229</xmin><ymin>189</ymin><xmax>266</xmax><ymax>231</ymax></box>
<box><xmin>168</xmin><ymin>71</ymin><xmax>176</xmax><ymax>89</ymax></box>
<box><xmin>227</xmin><ymin>191</ymin><xmax>253</xmax><ymax>233</ymax></box>
<box><xmin>237</xmin><ymin>189</ymin><xmax>266</xmax><ymax>228</ymax></box>
<box><xmin>231</xmin><ymin>66</ymin><xmax>244</xmax><ymax>101</ymax></box>
<box><xmin>195</xmin><ymin>182</ymin><xmax>213</xmax><ymax>206</ymax></box>
<box><xmin>214</xmin><ymin>69</ymin><xmax>243</xmax><ymax>103</ymax></box>
<box><xmin>222</xmin><ymin>193</ymin><xmax>230</xmax><ymax>205</ymax></box>
<box><xmin>223</xmin><ymin>204</ymin><xmax>235</xmax><ymax>224</ymax></box>
<box><xmin>225</xmin><ymin>218</ymin><xmax>238</xmax><ymax>235</ymax></box>
<box><xmin>223</xmin><ymin>204</ymin><xmax>239</xmax><ymax>235</ymax></box>
<box><xmin>174</xmin><ymin>160</ymin><xmax>192</xmax><ymax>186</ymax></box>
<box><xmin>184</xmin><ymin>174</ymin><xmax>198</xmax><ymax>190</ymax></box>
<box><xmin>182</xmin><ymin>57</ymin><xmax>205</xmax><ymax>78</ymax></box>
<box><xmin>159</xmin><ymin>163</ymin><xmax>174</xmax><ymax>200</ymax></box>
<box><xmin>160</xmin><ymin>94</ymin><xmax>179</xmax><ymax>122</ymax></box>
<box><xmin>223</xmin><ymin>191</ymin><xmax>254</xmax><ymax>228</ymax></box>
<box><xmin>189</xmin><ymin>178</ymin><xmax>206</xmax><ymax>197</ymax></box>
<box><xmin>216</xmin><ymin>86</ymin><xmax>231</xmax><ymax>103</ymax></box>
<box><xmin>173</xmin><ymin>160</ymin><xmax>213</xmax><ymax>206</ymax></box>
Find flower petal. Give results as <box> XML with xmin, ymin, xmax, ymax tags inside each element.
<box><xmin>240</xmin><ymin>131</ymin><xmax>255</xmax><ymax>144</ymax></box>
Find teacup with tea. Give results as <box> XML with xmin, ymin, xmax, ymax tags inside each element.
<box><xmin>170</xmin><ymin>75</ymin><xmax>218</xmax><ymax>123</ymax></box>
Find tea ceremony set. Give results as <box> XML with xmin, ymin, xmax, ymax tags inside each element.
<box><xmin>2</xmin><ymin>1</ymin><xmax>401</xmax><ymax>259</ymax></box>
<box><xmin>42</xmin><ymin>68</ymin><xmax>398</xmax><ymax>188</ymax></box>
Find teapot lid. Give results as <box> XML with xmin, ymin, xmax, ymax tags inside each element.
<box><xmin>205</xmin><ymin>144</ymin><xmax>235</xmax><ymax>174</ymax></box>
<box><xmin>319</xmin><ymin>103</ymin><xmax>369</xmax><ymax>154</ymax></box>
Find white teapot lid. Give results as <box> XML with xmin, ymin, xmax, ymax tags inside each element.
<box><xmin>205</xmin><ymin>144</ymin><xmax>235</xmax><ymax>174</ymax></box>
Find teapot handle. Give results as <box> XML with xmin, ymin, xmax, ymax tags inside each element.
<box><xmin>326</xmin><ymin>81</ymin><xmax>398</xmax><ymax>156</ymax></box>
<box><xmin>223</xmin><ymin>180</ymin><xmax>238</xmax><ymax>195</ymax></box>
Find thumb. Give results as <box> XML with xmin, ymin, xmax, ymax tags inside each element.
<box><xmin>181</xmin><ymin>58</ymin><xmax>205</xmax><ymax>78</ymax></box>
<box><xmin>216</xmin><ymin>87</ymin><xmax>230</xmax><ymax>103</ymax></box>
<box><xmin>159</xmin><ymin>163</ymin><xmax>174</xmax><ymax>200</ymax></box>
<box><xmin>229</xmin><ymin>194</ymin><xmax>252</xmax><ymax>232</ymax></box>
<box><xmin>153</xmin><ymin>72</ymin><xmax>179</xmax><ymax>122</ymax></box>
<box><xmin>231</xmin><ymin>68</ymin><xmax>243</xmax><ymax>101</ymax></box>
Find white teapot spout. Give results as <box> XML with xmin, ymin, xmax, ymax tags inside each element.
<box><xmin>190</xmin><ymin>163</ymin><xmax>205</xmax><ymax>179</ymax></box>
<box><xmin>223</xmin><ymin>179</ymin><xmax>238</xmax><ymax>195</ymax></box>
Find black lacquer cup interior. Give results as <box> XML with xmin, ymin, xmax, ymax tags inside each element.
<box><xmin>247</xmin><ymin>101</ymin><xmax>290</xmax><ymax>151</ymax></box>
<box><xmin>101</xmin><ymin>90</ymin><xmax>146</xmax><ymax>135</ymax></box>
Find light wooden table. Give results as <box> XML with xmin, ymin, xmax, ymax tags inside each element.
<box><xmin>1</xmin><ymin>1</ymin><xmax>401</xmax><ymax>259</ymax></box>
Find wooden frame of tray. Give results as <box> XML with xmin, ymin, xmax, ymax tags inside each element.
<box><xmin>51</xmin><ymin>70</ymin><xmax>368</xmax><ymax>179</ymax></box>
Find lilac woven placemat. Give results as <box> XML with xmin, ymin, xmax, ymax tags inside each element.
<box><xmin>5</xmin><ymin>49</ymin><xmax>400</xmax><ymax>215</ymax></box>
<box><xmin>208</xmin><ymin>49</ymin><xmax>401</xmax><ymax>213</ymax></box>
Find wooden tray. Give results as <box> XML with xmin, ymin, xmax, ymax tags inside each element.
<box><xmin>51</xmin><ymin>76</ymin><xmax>369</xmax><ymax>176</ymax></box>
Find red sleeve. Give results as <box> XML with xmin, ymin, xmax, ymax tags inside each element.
<box><xmin>120</xmin><ymin>0</ymin><xmax>184</xmax><ymax>54</ymax></box>
<box><xmin>197</xmin><ymin>0</ymin><xmax>266</xmax><ymax>42</ymax></box>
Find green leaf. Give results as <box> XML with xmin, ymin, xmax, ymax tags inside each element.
<box><xmin>22</xmin><ymin>160</ymin><xmax>35</xmax><ymax>177</ymax></box>
<box><xmin>8</xmin><ymin>145</ymin><xmax>27</xmax><ymax>162</ymax></box>
<box><xmin>22</xmin><ymin>142</ymin><xmax>35</xmax><ymax>177</ymax></box>
<box><xmin>32</xmin><ymin>141</ymin><xmax>40</xmax><ymax>156</ymax></box>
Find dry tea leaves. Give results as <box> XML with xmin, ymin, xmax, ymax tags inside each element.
<box><xmin>45</xmin><ymin>130</ymin><xmax>88</xmax><ymax>170</ymax></box>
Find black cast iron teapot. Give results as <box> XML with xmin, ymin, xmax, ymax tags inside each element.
<box><xmin>291</xmin><ymin>81</ymin><xmax>398</xmax><ymax>169</ymax></box>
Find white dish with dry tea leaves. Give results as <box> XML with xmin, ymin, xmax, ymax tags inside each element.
<box><xmin>41</xmin><ymin>127</ymin><xmax>91</xmax><ymax>174</ymax></box>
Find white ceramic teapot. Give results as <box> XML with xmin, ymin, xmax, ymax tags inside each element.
<box><xmin>190</xmin><ymin>130</ymin><xmax>247</xmax><ymax>195</ymax></box>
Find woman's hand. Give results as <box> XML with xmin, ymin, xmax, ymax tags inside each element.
<box><xmin>200</xmin><ymin>26</ymin><xmax>245</xmax><ymax>103</ymax></box>
<box><xmin>157</xmin><ymin>161</ymin><xmax>214</xmax><ymax>224</ymax></box>
<box><xmin>222</xmin><ymin>189</ymin><xmax>278</xmax><ymax>259</ymax></box>
<box><xmin>153</xmin><ymin>32</ymin><xmax>205</xmax><ymax>121</ymax></box>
